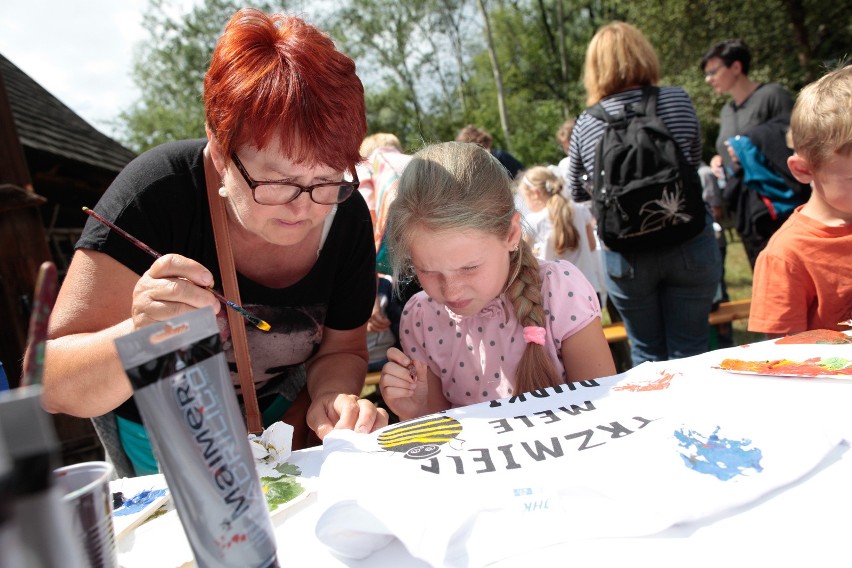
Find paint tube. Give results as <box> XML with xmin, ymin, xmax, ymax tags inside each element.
<box><xmin>114</xmin><ymin>307</ymin><xmax>278</xmax><ymax>568</ymax></box>
<box><xmin>0</xmin><ymin>386</ymin><xmax>86</xmax><ymax>568</ymax></box>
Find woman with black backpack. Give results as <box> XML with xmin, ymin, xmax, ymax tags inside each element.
<box><xmin>565</xmin><ymin>21</ymin><xmax>722</xmax><ymax>367</ymax></box>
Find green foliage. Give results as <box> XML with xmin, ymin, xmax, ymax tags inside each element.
<box><xmin>617</xmin><ymin>0</ymin><xmax>851</xmax><ymax>159</ymax></box>
<box><xmin>118</xmin><ymin>0</ymin><xmax>851</xmax><ymax>165</ymax></box>
<box><xmin>329</xmin><ymin>0</ymin><xmax>477</xmax><ymax>150</ymax></box>
<box><xmin>116</xmin><ymin>0</ymin><xmax>278</xmax><ymax>152</ymax></box>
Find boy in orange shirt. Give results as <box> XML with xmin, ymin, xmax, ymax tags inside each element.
<box><xmin>749</xmin><ymin>65</ymin><xmax>852</xmax><ymax>337</ymax></box>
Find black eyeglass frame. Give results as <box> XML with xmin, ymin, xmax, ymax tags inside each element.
<box><xmin>230</xmin><ymin>152</ymin><xmax>360</xmax><ymax>206</ymax></box>
<box><xmin>703</xmin><ymin>64</ymin><xmax>726</xmax><ymax>78</ymax></box>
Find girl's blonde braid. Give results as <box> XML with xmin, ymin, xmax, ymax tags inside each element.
<box><xmin>505</xmin><ymin>242</ymin><xmax>562</xmax><ymax>392</ymax></box>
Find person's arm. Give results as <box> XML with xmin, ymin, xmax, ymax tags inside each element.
<box><xmin>366</xmin><ymin>291</ymin><xmax>392</xmax><ymax>333</ymax></box>
<box><xmin>566</xmin><ymin>115</ymin><xmax>593</xmax><ymax>203</ymax></box>
<box><xmin>41</xmin><ymin>249</ymin><xmax>221</xmax><ymax>417</ymax></box>
<box><xmin>586</xmin><ymin>222</ymin><xmax>597</xmax><ymax>252</ymax></box>
<box><xmin>560</xmin><ymin>317</ymin><xmax>616</xmax><ymax>381</ymax></box>
<box><xmin>305</xmin><ymin>324</ymin><xmax>388</xmax><ymax>439</ymax></box>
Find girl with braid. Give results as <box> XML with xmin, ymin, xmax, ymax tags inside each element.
<box><xmin>518</xmin><ymin>166</ymin><xmax>606</xmax><ymax>306</ymax></box>
<box><xmin>379</xmin><ymin>142</ymin><xmax>615</xmax><ymax>421</ymax></box>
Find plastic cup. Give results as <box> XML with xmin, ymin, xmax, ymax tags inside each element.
<box><xmin>54</xmin><ymin>461</ymin><xmax>117</xmax><ymax>568</ymax></box>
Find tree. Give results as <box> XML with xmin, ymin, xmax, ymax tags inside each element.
<box><xmin>116</xmin><ymin>0</ymin><xmax>850</xmax><ymax>164</ymax></box>
<box><xmin>475</xmin><ymin>0</ymin><xmax>514</xmax><ymax>151</ymax></box>
<box><xmin>618</xmin><ymin>0</ymin><xmax>852</xmax><ymax>158</ymax></box>
<box><xmin>115</xmin><ymin>0</ymin><xmax>278</xmax><ymax>153</ymax></box>
<box><xmin>330</xmin><ymin>0</ymin><xmax>434</xmax><ymax>140</ymax></box>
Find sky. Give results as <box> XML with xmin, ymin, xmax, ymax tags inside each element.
<box><xmin>0</xmin><ymin>0</ymin><xmax>198</xmax><ymax>141</ymax></box>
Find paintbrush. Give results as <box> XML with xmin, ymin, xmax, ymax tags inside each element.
<box><xmin>82</xmin><ymin>207</ymin><xmax>271</xmax><ymax>332</ymax></box>
<box><xmin>21</xmin><ymin>261</ymin><xmax>58</xmax><ymax>387</ymax></box>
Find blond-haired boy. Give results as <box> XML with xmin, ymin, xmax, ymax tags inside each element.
<box><xmin>749</xmin><ymin>65</ymin><xmax>852</xmax><ymax>336</ymax></box>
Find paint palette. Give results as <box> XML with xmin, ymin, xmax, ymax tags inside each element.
<box><xmin>111</xmin><ymin>474</ymin><xmax>170</xmax><ymax>539</ymax></box>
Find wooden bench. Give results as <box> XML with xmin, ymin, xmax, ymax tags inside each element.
<box><xmin>363</xmin><ymin>299</ymin><xmax>750</xmax><ymax>387</ymax></box>
<box><xmin>365</xmin><ymin>371</ymin><xmax>382</xmax><ymax>387</ymax></box>
<box><xmin>603</xmin><ymin>298</ymin><xmax>751</xmax><ymax>344</ymax></box>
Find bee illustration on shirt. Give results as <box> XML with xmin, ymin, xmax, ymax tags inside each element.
<box><xmin>377</xmin><ymin>415</ymin><xmax>464</xmax><ymax>459</ymax></box>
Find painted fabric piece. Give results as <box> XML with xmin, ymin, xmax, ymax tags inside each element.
<box><xmin>315</xmin><ymin>349</ymin><xmax>848</xmax><ymax>567</ymax></box>
<box><xmin>718</xmin><ymin>357</ymin><xmax>851</xmax><ymax>377</ymax></box>
<box><xmin>715</xmin><ymin>343</ymin><xmax>852</xmax><ymax>378</ymax></box>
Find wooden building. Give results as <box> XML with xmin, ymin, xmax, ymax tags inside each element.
<box><xmin>0</xmin><ymin>53</ymin><xmax>137</xmax><ymax>465</ymax></box>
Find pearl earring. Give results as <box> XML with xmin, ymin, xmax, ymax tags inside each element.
<box><xmin>218</xmin><ymin>186</ymin><xmax>228</xmax><ymax>198</ymax></box>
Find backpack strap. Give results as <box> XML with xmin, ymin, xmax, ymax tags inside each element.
<box><xmin>638</xmin><ymin>85</ymin><xmax>660</xmax><ymax>118</ymax></box>
<box><xmin>588</xmin><ymin>86</ymin><xmax>659</xmax><ymax>123</ymax></box>
<box><xmin>586</xmin><ymin>102</ymin><xmax>617</xmax><ymax>124</ymax></box>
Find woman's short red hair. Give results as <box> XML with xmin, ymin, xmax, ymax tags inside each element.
<box><xmin>204</xmin><ymin>9</ymin><xmax>366</xmax><ymax>172</ymax></box>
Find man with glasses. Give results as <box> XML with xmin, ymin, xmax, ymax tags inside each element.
<box><xmin>700</xmin><ymin>39</ymin><xmax>797</xmax><ymax>267</ymax></box>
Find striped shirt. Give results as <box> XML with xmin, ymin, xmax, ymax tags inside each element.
<box><xmin>566</xmin><ymin>86</ymin><xmax>702</xmax><ymax>202</ymax></box>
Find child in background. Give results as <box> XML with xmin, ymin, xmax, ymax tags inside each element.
<box><xmin>379</xmin><ymin>142</ymin><xmax>616</xmax><ymax>421</ymax></box>
<box><xmin>518</xmin><ymin>166</ymin><xmax>606</xmax><ymax>305</ymax></box>
<box><xmin>356</xmin><ymin>133</ymin><xmax>413</xmax><ymax>369</ymax></box>
<box><xmin>749</xmin><ymin>65</ymin><xmax>852</xmax><ymax>336</ymax></box>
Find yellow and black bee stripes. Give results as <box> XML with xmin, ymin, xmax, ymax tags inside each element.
<box><xmin>378</xmin><ymin>415</ymin><xmax>463</xmax><ymax>458</ymax></box>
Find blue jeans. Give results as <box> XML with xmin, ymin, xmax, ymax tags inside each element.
<box><xmin>604</xmin><ymin>223</ymin><xmax>722</xmax><ymax>366</ymax></box>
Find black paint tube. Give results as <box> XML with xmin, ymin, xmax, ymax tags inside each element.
<box><xmin>115</xmin><ymin>307</ymin><xmax>278</xmax><ymax>568</ymax></box>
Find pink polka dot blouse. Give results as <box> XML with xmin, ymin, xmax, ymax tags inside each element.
<box><xmin>400</xmin><ymin>259</ymin><xmax>601</xmax><ymax>407</ymax></box>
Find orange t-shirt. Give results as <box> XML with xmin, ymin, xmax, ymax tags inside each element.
<box><xmin>749</xmin><ymin>206</ymin><xmax>852</xmax><ymax>334</ymax></box>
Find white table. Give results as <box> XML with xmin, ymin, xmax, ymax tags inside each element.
<box><xmin>117</xmin><ymin>338</ymin><xmax>852</xmax><ymax>567</ymax></box>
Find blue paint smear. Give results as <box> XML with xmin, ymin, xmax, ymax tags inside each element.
<box><xmin>675</xmin><ymin>426</ymin><xmax>763</xmax><ymax>481</ymax></box>
<box><xmin>113</xmin><ymin>488</ymin><xmax>168</xmax><ymax>517</ymax></box>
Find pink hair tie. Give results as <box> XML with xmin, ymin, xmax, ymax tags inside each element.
<box><xmin>523</xmin><ymin>326</ymin><xmax>546</xmax><ymax>346</ymax></box>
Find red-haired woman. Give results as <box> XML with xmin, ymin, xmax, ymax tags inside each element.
<box><xmin>41</xmin><ymin>8</ymin><xmax>388</xmax><ymax>476</ymax></box>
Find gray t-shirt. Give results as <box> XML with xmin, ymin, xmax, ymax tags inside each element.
<box><xmin>716</xmin><ymin>82</ymin><xmax>794</xmax><ymax>174</ymax></box>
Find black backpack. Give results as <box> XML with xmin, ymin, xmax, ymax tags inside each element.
<box><xmin>587</xmin><ymin>86</ymin><xmax>706</xmax><ymax>253</ymax></box>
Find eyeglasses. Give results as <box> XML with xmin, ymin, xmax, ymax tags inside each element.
<box><xmin>704</xmin><ymin>64</ymin><xmax>725</xmax><ymax>78</ymax></box>
<box><xmin>231</xmin><ymin>153</ymin><xmax>359</xmax><ymax>206</ymax></box>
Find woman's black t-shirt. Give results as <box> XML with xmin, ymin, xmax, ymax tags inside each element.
<box><xmin>77</xmin><ymin>139</ymin><xmax>376</xmax><ymax>423</ymax></box>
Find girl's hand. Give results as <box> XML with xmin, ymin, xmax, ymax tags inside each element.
<box><xmin>308</xmin><ymin>392</ymin><xmax>389</xmax><ymax>439</ymax></box>
<box><xmin>366</xmin><ymin>297</ymin><xmax>391</xmax><ymax>333</ymax></box>
<box><xmin>131</xmin><ymin>254</ymin><xmax>221</xmax><ymax>329</ymax></box>
<box><xmin>379</xmin><ymin>347</ymin><xmax>430</xmax><ymax>420</ymax></box>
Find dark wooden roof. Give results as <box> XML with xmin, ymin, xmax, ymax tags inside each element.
<box><xmin>0</xmin><ymin>52</ymin><xmax>136</xmax><ymax>174</ymax></box>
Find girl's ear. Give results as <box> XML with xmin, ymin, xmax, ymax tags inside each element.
<box><xmin>507</xmin><ymin>211</ymin><xmax>523</xmax><ymax>250</ymax></box>
<box><xmin>787</xmin><ymin>153</ymin><xmax>814</xmax><ymax>185</ymax></box>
